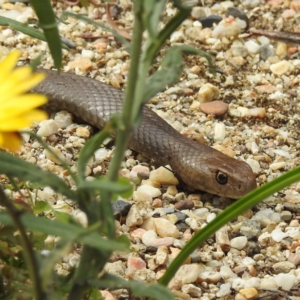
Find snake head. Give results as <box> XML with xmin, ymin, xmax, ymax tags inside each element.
<box><xmin>176</xmin><ymin>148</ymin><xmax>257</xmax><ymax>199</ymax></box>
<box><xmin>204</xmin><ymin>155</ymin><xmax>257</xmax><ymax>199</ymax></box>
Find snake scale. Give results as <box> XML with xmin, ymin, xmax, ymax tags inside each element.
<box><xmin>32</xmin><ymin>69</ymin><xmax>257</xmax><ymax>199</ymax></box>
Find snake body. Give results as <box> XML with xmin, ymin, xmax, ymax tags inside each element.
<box><xmin>32</xmin><ymin>69</ymin><xmax>256</xmax><ymax>199</ymax></box>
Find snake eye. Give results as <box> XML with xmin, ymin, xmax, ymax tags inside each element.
<box><xmin>216</xmin><ymin>171</ymin><xmax>228</xmax><ymax>185</ymax></box>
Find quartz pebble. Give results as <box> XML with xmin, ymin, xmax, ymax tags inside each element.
<box><xmin>272</xmin><ymin>261</ymin><xmax>295</xmax><ymax>273</ymax></box>
<box><xmin>37</xmin><ymin>119</ymin><xmax>59</xmax><ymax>136</ymax></box>
<box><xmin>212</xmin><ymin>17</ymin><xmax>247</xmax><ymax>39</ymax></box>
<box><xmin>270</xmin><ymin>60</ymin><xmax>294</xmax><ymax>75</ymax></box>
<box><xmin>169</xmin><ymin>264</ymin><xmax>201</xmax><ymax>289</ymax></box>
<box><xmin>230</xmin><ymin>236</ymin><xmax>248</xmax><ymax>250</ymax></box>
<box><xmin>54</xmin><ymin>111</ymin><xmax>73</xmax><ymax>128</ymax></box>
<box><xmin>274</xmin><ymin>273</ymin><xmax>296</xmax><ymax>291</ymax></box>
<box><xmin>149</xmin><ymin>166</ymin><xmax>179</xmax><ymax>186</ymax></box>
<box><xmin>137</xmin><ymin>184</ymin><xmax>162</xmax><ymax>198</ymax></box>
<box><xmin>197</xmin><ymin>83</ymin><xmax>220</xmax><ymax>103</ymax></box>
<box><xmin>216</xmin><ymin>283</ymin><xmax>231</xmax><ymax>297</ymax></box>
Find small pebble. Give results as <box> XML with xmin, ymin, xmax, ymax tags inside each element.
<box><xmin>216</xmin><ymin>283</ymin><xmax>231</xmax><ymax>297</ymax></box>
<box><xmin>230</xmin><ymin>236</ymin><xmax>248</xmax><ymax>250</ymax></box>
<box><xmin>169</xmin><ymin>264</ymin><xmax>201</xmax><ymax>289</ymax></box>
<box><xmin>260</xmin><ymin>277</ymin><xmax>279</xmax><ymax>290</ymax></box>
<box><xmin>197</xmin><ymin>83</ymin><xmax>220</xmax><ymax>103</ymax></box>
<box><xmin>274</xmin><ymin>273</ymin><xmax>296</xmax><ymax>291</ymax></box>
<box><xmin>68</xmin><ymin>58</ymin><xmax>93</xmax><ymax>71</ymax></box>
<box><xmin>75</xmin><ymin>127</ymin><xmax>90</xmax><ymax>138</ymax></box>
<box><xmin>259</xmin><ymin>44</ymin><xmax>274</xmax><ymax>61</ymax></box>
<box><xmin>136</xmin><ymin>184</ymin><xmax>162</xmax><ymax>198</ymax></box>
<box><xmin>174</xmin><ymin>200</ymin><xmax>194</xmax><ymax>210</ymax></box>
<box><xmin>149</xmin><ymin>166</ymin><xmax>179</xmax><ymax>186</ymax></box>
<box><xmin>200</xmin><ymin>101</ymin><xmax>228</xmax><ymax>116</ymax></box>
<box><xmin>94</xmin><ymin>148</ymin><xmax>109</xmax><ymax>162</ymax></box>
<box><xmin>153</xmin><ymin>217</ymin><xmax>180</xmax><ymax>238</ymax></box>
<box><xmin>37</xmin><ymin>119</ymin><xmax>59</xmax><ymax>136</ymax></box>
<box><xmin>54</xmin><ymin>111</ymin><xmax>73</xmax><ymax>128</ymax></box>
<box><xmin>270</xmin><ymin>60</ymin><xmax>294</xmax><ymax>75</ymax></box>
<box><xmin>238</xmin><ymin>287</ymin><xmax>258</xmax><ymax>299</ymax></box>
<box><xmin>272</xmin><ymin>261</ymin><xmax>295</xmax><ymax>273</ymax></box>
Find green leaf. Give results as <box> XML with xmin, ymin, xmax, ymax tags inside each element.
<box><xmin>144</xmin><ymin>45</ymin><xmax>213</xmax><ymax>102</ymax></box>
<box><xmin>142</xmin><ymin>1</ymin><xmax>167</xmax><ymax>38</ymax></box>
<box><xmin>0</xmin><ymin>17</ymin><xmax>68</xmax><ymax>50</ymax></box>
<box><xmin>89</xmin><ymin>274</ymin><xmax>175</xmax><ymax>300</ymax></box>
<box><xmin>29</xmin><ymin>0</ymin><xmax>62</xmax><ymax>70</ymax></box>
<box><xmin>33</xmin><ymin>201</ymin><xmax>52</xmax><ymax>214</ymax></box>
<box><xmin>78</xmin><ymin>177</ymin><xmax>133</xmax><ymax>197</ymax></box>
<box><xmin>0</xmin><ymin>152</ymin><xmax>78</xmax><ymax>202</ymax></box>
<box><xmin>0</xmin><ymin>212</ymin><xmax>129</xmax><ymax>252</ymax></box>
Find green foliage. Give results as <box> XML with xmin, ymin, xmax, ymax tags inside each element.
<box><xmin>29</xmin><ymin>0</ymin><xmax>62</xmax><ymax>70</ymax></box>
<box><xmin>2</xmin><ymin>0</ymin><xmax>298</xmax><ymax>299</ymax></box>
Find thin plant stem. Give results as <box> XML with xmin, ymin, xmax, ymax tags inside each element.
<box><xmin>0</xmin><ymin>185</ymin><xmax>45</xmax><ymax>300</ymax></box>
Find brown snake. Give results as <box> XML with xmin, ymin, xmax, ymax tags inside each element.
<box><xmin>32</xmin><ymin>69</ymin><xmax>257</xmax><ymax>199</ymax></box>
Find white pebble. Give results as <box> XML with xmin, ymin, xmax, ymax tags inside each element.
<box><xmin>94</xmin><ymin>148</ymin><xmax>109</xmax><ymax>162</ymax></box>
<box><xmin>219</xmin><ymin>266</ymin><xmax>237</xmax><ymax>280</ymax></box>
<box><xmin>271</xmin><ymin>229</ymin><xmax>287</xmax><ymax>242</ymax></box>
<box><xmin>246</xmin><ymin>158</ymin><xmax>261</xmax><ymax>173</ymax></box>
<box><xmin>244</xmin><ymin>40</ymin><xmax>260</xmax><ymax>53</ymax></box>
<box><xmin>216</xmin><ymin>283</ymin><xmax>231</xmax><ymax>297</ymax></box>
<box><xmin>259</xmin><ymin>277</ymin><xmax>278</xmax><ymax>290</ymax></box>
<box><xmin>243</xmin><ymin>277</ymin><xmax>261</xmax><ymax>289</ymax></box>
<box><xmin>212</xmin><ymin>18</ymin><xmax>246</xmax><ymax>39</ymax></box>
<box><xmin>153</xmin><ymin>218</ymin><xmax>180</xmax><ymax>238</ymax></box>
<box><xmin>214</xmin><ymin>123</ymin><xmax>226</xmax><ymax>141</ymax></box>
<box><xmin>270</xmin><ymin>162</ymin><xmax>286</xmax><ymax>171</ymax></box>
<box><xmin>81</xmin><ymin>49</ymin><xmax>95</xmax><ymax>59</ymax></box>
<box><xmin>141</xmin><ymin>230</ymin><xmax>158</xmax><ymax>246</ymax></box>
<box><xmin>54</xmin><ymin>111</ymin><xmax>73</xmax><ymax>128</ymax></box>
<box><xmin>270</xmin><ymin>60</ymin><xmax>294</xmax><ymax>75</ymax></box>
<box><xmin>206</xmin><ymin>213</ymin><xmax>216</xmax><ymax>223</ymax></box>
<box><xmin>37</xmin><ymin>120</ymin><xmax>59</xmax><ymax>136</ymax></box>
<box><xmin>170</xmin><ymin>31</ymin><xmax>184</xmax><ymax>43</ymax></box>
<box><xmin>230</xmin><ymin>236</ymin><xmax>248</xmax><ymax>250</ymax></box>
<box><xmin>149</xmin><ymin>166</ymin><xmax>179</xmax><ymax>186</ymax></box>
<box><xmin>274</xmin><ymin>273</ymin><xmax>296</xmax><ymax>291</ymax></box>
<box><xmin>137</xmin><ymin>184</ymin><xmax>162</xmax><ymax>198</ymax></box>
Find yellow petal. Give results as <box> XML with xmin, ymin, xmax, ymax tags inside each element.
<box><xmin>0</xmin><ymin>109</ymin><xmax>48</xmax><ymax>131</ymax></box>
<box><xmin>0</xmin><ymin>66</ymin><xmax>32</xmax><ymax>101</ymax></box>
<box><xmin>0</xmin><ymin>50</ymin><xmax>21</xmax><ymax>83</ymax></box>
<box><xmin>0</xmin><ymin>73</ymin><xmax>45</xmax><ymax>102</ymax></box>
<box><xmin>0</xmin><ymin>132</ymin><xmax>22</xmax><ymax>152</ymax></box>
<box><xmin>0</xmin><ymin>94</ymin><xmax>48</xmax><ymax>122</ymax></box>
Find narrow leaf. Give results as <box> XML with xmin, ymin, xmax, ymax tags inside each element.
<box><xmin>0</xmin><ymin>212</ymin><xmax>129</xmax><ymax>252</ymax></box>
<box><xmin>144</xmin><ymin>45</ymin><xmax>213</xmax><ymax>102</ymax></box>
<box><xmin>0</xmin><ymin>152</ymin><xmax>78</xmax><ymax>201</ymax></box>
<box><xmin>89</xmin><ymin>274</ymin><xmax>175</xmax><ymax>300</ymax></box>
<box><xmin>29</xmin><ymin>0</ymin><xmax>62</xmax><ymax>70</ymax></box>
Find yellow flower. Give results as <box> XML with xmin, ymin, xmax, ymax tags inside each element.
<box><xmin>0</xmin><ymin>50</ymin><xmax>48</xmax><ymax>152</ymax></box>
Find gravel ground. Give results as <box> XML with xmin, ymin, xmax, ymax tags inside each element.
<box><xmin>1</xmin><ymin>0</ymin><xmax>300</xmax><ymax>299</ymax></box>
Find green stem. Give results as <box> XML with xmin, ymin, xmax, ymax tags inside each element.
<box><xmin>68</xmin><ymin>3</ymin><xmax>145</xmax><ymax>299</ymax></box>
<box><xmin>0</xmin><ymin>186</ymin><xmax>45</xmax><ymax>300</ymax></box>
<box><xmin>102</xmin><ymin>0</ymin><xmax>144</xmax><ymax>238</ymax></box>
